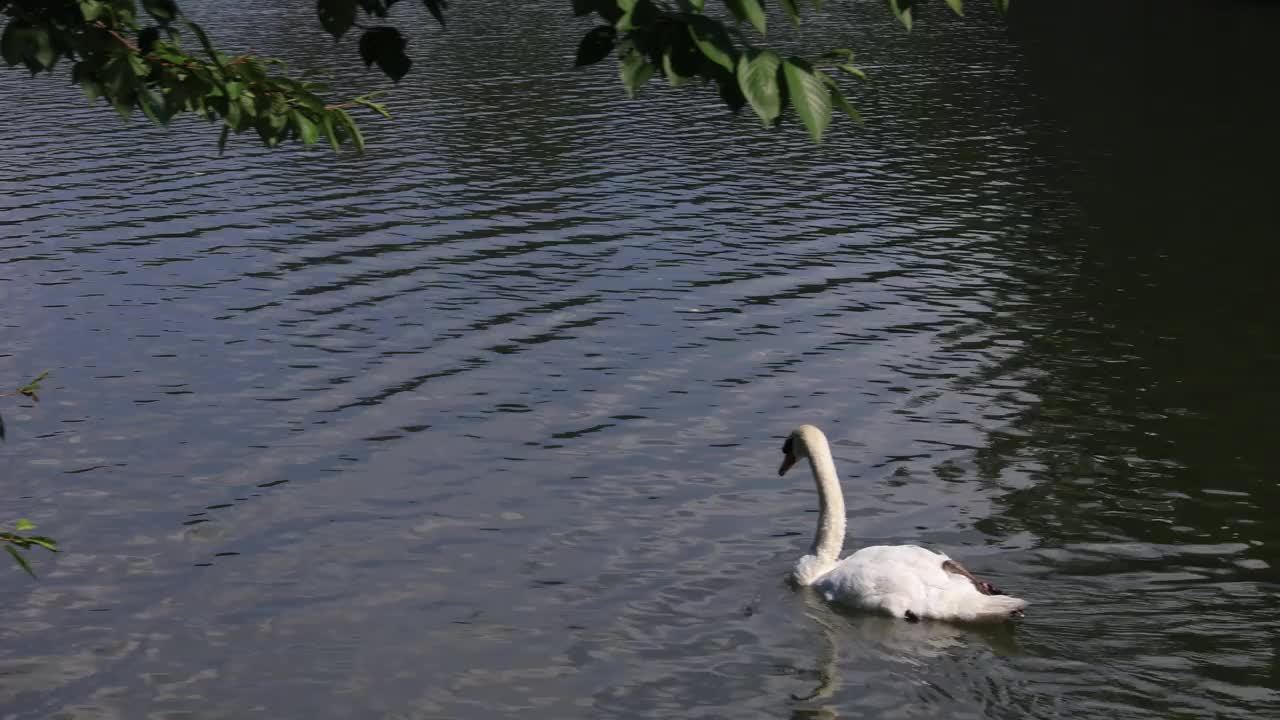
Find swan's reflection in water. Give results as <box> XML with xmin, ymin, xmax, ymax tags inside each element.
<box><xmin>789</xmin><ymin>589</ymin><xmax>1022</xmax><ymax>718</ymax></box>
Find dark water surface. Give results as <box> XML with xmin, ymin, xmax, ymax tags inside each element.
<box><xmin>2</xmin><ymin>2</ymin><xmax>1278</xmax><ymax>718</ymax></box>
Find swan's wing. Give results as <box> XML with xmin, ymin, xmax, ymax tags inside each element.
<box><xmin>814</xmin><ymin>546</ymin><xmax>952</xmax><ymax>615</ymax></box>
<box><xmin>939</xmin><ymin>558</ymin><xmax>1006</xmax><ymax>596</ymax></box>
<box><xmin>900</xmin><ymin>550</ymin><xmax>1026</xmax><ymax>620</ymax></box>
<box><xmin>815</xmin><ymin>545</ymin><xmax>1025</xmax><ymax>620</ymax></box>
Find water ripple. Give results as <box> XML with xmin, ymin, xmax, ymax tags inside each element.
<box><xmin>3</xmin><ymin>2</ymin><xmax>1278</xmax><ymax>719</ymax></box>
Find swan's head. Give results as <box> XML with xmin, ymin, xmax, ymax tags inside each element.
<box><xmin>778</xmin><ymin>424</ymin><xmax>827</xmax><ymax>476</ymax></box>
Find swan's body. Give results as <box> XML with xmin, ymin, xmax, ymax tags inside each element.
<box><xmin>781</xmin><ymin>425</ymin><xmax>1026</xmax><ymax>622</ymax></box>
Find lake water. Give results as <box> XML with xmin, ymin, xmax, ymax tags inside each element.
<box><xmin>2</xmin><ymin>2</ymin><xmax>1278</xmax><ymax>718</ymax></box>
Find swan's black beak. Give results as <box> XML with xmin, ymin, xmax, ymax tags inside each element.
<box><xmin>779</xmin><ymin>436</ymin><xmax>797</xmax><ymax>476</ymax></box>
<box><xmin>778</xmin><ymin>451</ymin><xmax>797</xmax><ymax>476</ymax></box>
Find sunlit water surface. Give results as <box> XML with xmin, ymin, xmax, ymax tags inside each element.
<box><xmin>2</xmin><ymin>2</ymin><xmax>1278</xmax><ymax>718</ymax></box>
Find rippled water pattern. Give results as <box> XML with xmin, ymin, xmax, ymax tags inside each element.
<box><xmin>2</xmin><ymin>2</ymin><xmax>1278</xmax><ymax>719</ymax></box>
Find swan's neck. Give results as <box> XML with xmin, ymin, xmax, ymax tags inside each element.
<box><xmin>807</xmin><ymin>435</ymin><xmax>846</xmax><ymax>563</ymax></box>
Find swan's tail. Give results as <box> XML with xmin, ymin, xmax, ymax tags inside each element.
<box><xmin>973</xmin><ymin>594</ymin><xmax>1028</xmax><ymax>620</ymax></box>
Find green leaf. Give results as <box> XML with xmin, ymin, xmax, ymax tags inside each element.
<box><xmin>323</xmin><ymin>113</ymin><xmax>342</xmax><ymax>153</ymax></box>
<box><xmin>127</xmin><ymin>52</ymin><xmax>149</xmax><ymax>77</ymax></box>
<box><xmin>837</xmin><ymin>64</ymin><xmax>867</xmax><ymax>82</ymax></box>
<box><xmin>256</xmin><ymin>109</ymin><xmax>289</xmax><ymax>147</ymax></box>
<box><xmin>271</xmin><ymin>107</ymin><xmax>290</xmax><ymax>133</ymax></box>
<box><xmin>886</xmin><ymin>0</ymin><xmax>915</xmax><ymax>31</ymax></box>
<box><xmin>16</xmin><ymin>372</ymin><xmax>47</xmax><ymax>399</ymax></box>
<box><xmin>615</xmin><ymin>0</ymin><xmax>636</xmax><ymax>30</ymax></box>
<box><xmin>5</xmin><ymin>545</ymin><xmax>35</xmax><ymax>578</ymax></box>
<box><xmin>183</xmin><ymin>21</ymin><xmax>224</xmax><ymax>68</ymax></box>
<box><xmin>334</xmin><ymin>108</ymin><xmax>365</xmax><ymax>153</ymax></box>
<box><xmin>619</xmin><ymin>48</ymin><xmax>653</xmax><ymax>98</ymax></box>
<box><xmin>141</xmin><ymin>87</ymin><xmax>174</xmax><ymax>124</ymax></box>
<box><xmin>14</xmin><ymin>373</ymin><xmax>46</xmax><ymax>395</ymax></box>
<box><xmin>687</xmin><ymin>16</ymin><xmax>735</xmax><ymax>73</ymax></box>
<box><xmin>224</xmin><ymin>97</ymin><xmax>242</xmax><ymax>127</ymax></box>
<box><xmin>993</xmin><ymin>0</ymin><xmax>1010</xmax><ymax>14</ymax></box>
<box><xmin>0</xmin><ymin>21</ymin><xmax>25</xmax><ymax>67</ymax></box>
<box><xmin>292</xmin><ymin>110</ymin><xmax>320</xmax><ymax>145</ymax></box>
<box><xmin>80</xmin><ymin>76</ymin><xmax>107</xmax><ymax>102</ymax></box>
<box><xmin>142</xmin><ymin>0</ymin><xmax>179</xmax><ymax>23</ymax></box>
<box><xmin>138</xmin><ymin>26</ymin><xmax>161</xmax><ymax>54</ymax></box>
<box><xmin>112</xmin><ymin>96</ymin><xmax>134</xmax><ymax>120</ymax></box>
<box><xmin>16</xmin><ymin>374</ymin><xmax>49</xmax><ymax>399</ymax></box>
<box><xmin>783</xmin><ymin>58</ymin><xmax>831</xmax><ymax>142</ymax></box>
<box><xmin>15</xmin><ymin>519</ymin><xmax>35</xmax><ymax>532</ymax></box>
<box><xmin>615</xmin><ymin>0</ymin><xmax>658</xmax><ymax>32</ymax></box>
<box><xmin>318</xmin><ymin>0</ymin><xmax>357</xmax><ymax>39</ymax></box>
<box><xmin>79</xmin><ymin>1</ymin><xmax>109</xmax><ymax>22</ymax></box>
<box><xmin>662</xmin><ymin>49</ymin><xmax>689</xmax><ymax>87</ymax></box>
<box><xmin>944</xmin><ymin>0</ymin><xmax>964</xmax><ymax>14</ymax></box>
<box><xmin>662</xmin><ymin>24</ymin><xmax>703</xmax><ymax>79</ymax></box>
<box><xmin>716</xmin><ymin>72</ymin><xmax>746</xmax><ymax>113</ymax></box>
<box><xmin>359</xmin><ymin>27</ymin><xmax>412</xmax><ymax>82</ymax></box>
<box><xmin>353</xmin><ymin>92</ymin><xmax>392</xmax><ymax>118</ymax></box>
<box><xmin>575</xmin><ymin>25</ymin><xmax>616</xmax><ymax>67</ymax></box>
<box><xmin>778</xmin><ymin>0</ymin><xmax>802</xmax><ymax>26</ymax></box>
<box><xmin>724</xmin><ymin>0</ymin><xmax>767</xmax><ymax>37</ymax></box>
<box><xmin>31</xmin><ymin>27</ymin><xmax>56</xmax><ymax>72</ymax></box>
<box><xmin>736</xmin><ymin>49</ymin><xmax>781</xmax><ymax>126</ymax></box>
<box><xmin>15</xmin><ymin>373</ymin><xmax>48</xmax><ymax>398</ymax></box>
<box><xmin>422</xmin><ymin>0</ymin><xmax>448</xmax><ymax>26</ymax></box>
<box><xmin>14</xmin><ymin>372</ymin><xmax>46</xmax><ymax>399</ymax></box>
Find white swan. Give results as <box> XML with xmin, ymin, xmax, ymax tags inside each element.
<box><xmin>780</xmin><ymin>425</ymin><xmax>1027</xmax><ymax>622</ymax></box>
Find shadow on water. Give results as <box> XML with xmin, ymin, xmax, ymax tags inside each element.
<box><xmin>946</xmin><ymin>3</ymin><xmax>1280</xmax><ymax>715</ymax></box>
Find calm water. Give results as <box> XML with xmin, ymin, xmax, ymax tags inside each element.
<box><xmin>2</xmin><ymin>2</ymin><xmax>1278</xmax><ymax>718</ymax></box>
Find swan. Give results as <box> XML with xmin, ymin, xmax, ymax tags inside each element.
<box><xmin>780</xmin><ymin>425</ymin><xmax>1027</xmax><ymax>622</ymax></box>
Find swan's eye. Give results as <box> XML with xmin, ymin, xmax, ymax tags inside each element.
<box><xmin>782</xmin><ymin>437</ymin><xmax>794</xmax><ymax>455</ymax></box>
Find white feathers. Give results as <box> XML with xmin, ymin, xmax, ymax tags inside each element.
<box><xmin>809</xmin><ymin>545</ymin><xmax>1027</xmax><ymax>622</ymax></box>
<box><xmin>781</xmin><ymin>425</ymin><xmax>1026</xmax><ymax>622</ymax></box>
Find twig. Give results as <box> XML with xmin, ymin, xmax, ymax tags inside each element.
<box><xmin>93</xmin><ymin>20</ymin><xmax>140</xmax><ymax>52</ymax></box>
